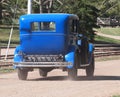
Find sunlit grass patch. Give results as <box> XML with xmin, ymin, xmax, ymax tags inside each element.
<box><xmin>96</xmin><ymin>27</ymin><xmax>120</xmax><ymax>36</ymax></box>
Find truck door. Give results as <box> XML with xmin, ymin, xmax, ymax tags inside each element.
<box><xmin>68</xmin><ymin>19</ymin><xmax>78</xmax><ymax>46</ymax></box>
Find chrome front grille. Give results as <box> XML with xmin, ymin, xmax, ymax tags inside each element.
<box><xmin>24</xmin><ymin>55</ymin><xmax>64</xmax><ymax>62</ymax></box>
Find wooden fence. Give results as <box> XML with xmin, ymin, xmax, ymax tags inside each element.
<box><xmin>0</xmin><ymin>44</ymin><xmax>120</xmax><ymax>67</ymax></box>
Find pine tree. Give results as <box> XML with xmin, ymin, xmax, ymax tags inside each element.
<box><xmin>53</xmin><ymin>0</ymin><xmax>99</xmax><ymax>42</ymax></box>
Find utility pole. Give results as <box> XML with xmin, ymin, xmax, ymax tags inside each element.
<box><xmin>39</xmin><ymin>0</ymin><xmax>43</xmax><ymax>13</ymax></box>
<box><xmin>27</xmin><ymin>0</ymin><xmax>32</xmax><ymax>14</ymax></box>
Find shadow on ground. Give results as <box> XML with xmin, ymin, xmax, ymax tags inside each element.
<box><xmin>27</xmin><ymin>75</ymin><xmax>120</xmax><ymax>81</ymax></box>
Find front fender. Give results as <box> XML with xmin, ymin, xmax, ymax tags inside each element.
<box><xmin>14</xmin><ymin>45</ymin><xmax>23</xmax><ymax>62</ymax></box>
<box><xmin>88</xmin><ymin>43</ymin><xmax>94</xmax><ymax>64</ymax></box>
<box><xmin>65</xmin><ymin>46</ymin><xmax>76</xmax><ymax>69</ymax></box>
<box><xmin>89</xmin><ymin>43</ymin><xmax>94</xmax><ymax>53</ymax></box>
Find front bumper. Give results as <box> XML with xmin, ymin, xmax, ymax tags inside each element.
<box><xmin>13</xmin><ymin>62</ymin><xmax>72</xmax><ymax>68</ymax></box>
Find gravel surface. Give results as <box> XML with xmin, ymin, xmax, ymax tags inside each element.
<box><xmin>0</xmin><ymin>59</ymin><xmax>120</xmax><ymax>97</ymax></box>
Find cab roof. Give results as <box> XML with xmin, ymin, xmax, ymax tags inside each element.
<box><xmin>20</xmin><ymin>13</ymin><xmax>79</xmax><ymax>22</ymax></box>
<box><xmin>19</xmin><ymin>13</ymin><xmax>79</xmax><ymax>32</ymax></box>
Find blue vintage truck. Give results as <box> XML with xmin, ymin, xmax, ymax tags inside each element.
<box><xmin>14</xmin><ymin>13</ymin><xmax>94</xmax><ymax>80</ymax></box>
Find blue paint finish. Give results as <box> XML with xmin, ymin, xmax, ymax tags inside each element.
<box><xmin>14</xmin><ymin>13</ymin><xmax>80</xmax><ymax>70</ymax></box>
<box><xmin>65</xmin><ymin>52</ymin><xmax>75</xmax><ymax>69</ymax></box>
<box><xmin>20</xmin><ymin>33</ymin><xmax>66</xmax><ymax>54</ymax></box>
<box><xmin>65</xmin><ymin>45</ymin><xmax>76</xmax><ymax>69</ymax></box>
<box><xmin>20</xmin><ymin>13</ymin><xmax>74</xmax><ymax>34</ymax></box>
<box><xmin>89</xmin><ymin>43</ymin><xmax>94</xmax><ymax>53</ymax></box>
<box><xmin>19</xmin><ymin>13</ymin><xmax>77</xmax><ymax>55</ymax></box>
<box><xmin>14</xmin><ymin>46</ymin><xmax>23</xmax><ymax>62</ymax></box>
<box><xmin>68</xmin><ymin>45</ymin><xmax>76</xmax><ymax>52</ymax></box>
<box><xmin>88</xmin><ymin>43</ymin><xmax>94</xmax><ymax>64</ymax></box>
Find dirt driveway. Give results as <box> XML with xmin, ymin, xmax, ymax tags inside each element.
<box><xmin>0</xmin><ymin>59</ymin><xmax>120</xmax><ymax>97</ymax></box>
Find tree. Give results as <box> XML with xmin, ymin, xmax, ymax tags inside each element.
<box><xmin>96</xmin><ymin>0</ymin><xmax>120</xmax><ymax>17</ymax></box>
<box><xmin>33</xmin><ymin>0</ymin><xmax>54</xmax><ymax>13</ymax></box>
<box><xmin>1</xmin><ymin>0</ymin><xmax>27</xmax><ymax>24</ymax></box>
<box><xmin>53</xmin><ymin>0</ymin><xmax>99</xmax><ymax>42</ymax></box>
<box><xmin>31</xmin><ymin>0</ymin><xmax>52</xmax><ymax>13</ymax></box>
<box><xmin>0</xmin><ymin>0</ymin><xmax>2</xmax><ymax>24</ymax></box>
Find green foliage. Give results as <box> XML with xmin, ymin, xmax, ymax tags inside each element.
<box><xmin>96</xmin><ymin>0</ymin><xmax>120</xmax><ymax>17</ymax></box>
<box><xmin>0</xmin><ymin>27</ymin><xmax>19</xmax><ymax>46</ymax></box>
<box><xmin>0</xmin><ymin>0</ymin><xmax>120</xmax><ymax>24</ymax></box>
<box><xmin>0</xmin><ymin>0</ymin><xmax>120</xmax><ymax>42</ymax></box>
<box><xmin>53</xmin><ymin>0</ymin><xmax>99</xmax><ymax>42</ymax></box>
<box><xmin>0</xmin><ymin>1</ymin><xmax>2</xmax><ymax>23</ymax></box>
<box><xmin>0</xmin><ymin>0</ymin><xmax>27</xmax><ymax>24</ymax></box>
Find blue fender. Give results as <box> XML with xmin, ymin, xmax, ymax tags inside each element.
<box><xmin>77</xmin><ymin>34</ymin><xmax>82</xmax><ymax>46</ymax></box>
<box><xmin>14</xmin><ymin>45</ymin><xmax>23</xmax><ymax>62</ymax></box>
<box><xmin>89</xmin><ymin>43</ymin><xmax>94</xmax><ymax>53</ymax></box>
<box><xmin>65</xmin><ymin>46</ymin><xmax>76</xmax><ymax>69</ymax></box>
<box><xmin>88</xmin><ymin>43</ymin><xmax>94</xmax><ymax>64</ymax></box>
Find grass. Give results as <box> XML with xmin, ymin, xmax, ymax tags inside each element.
<box><xmin>95</xmin><ymin>35</ymin><xmax>120</xmax><ymax>44</ymax></box>
<box><xmin>0</xmin><ymin>26</ymin><xmax>19</xmax><ymax>46</ymax></box>
<box><xmin>96</xmin><ymin>27</ymin><xmax>120</xmax><ymax>36</ymax></box>
<box><xmin>94</xmin><ymin>27</ymin><xmax>120</xmax><ymax>44</ymax></box>
<box><xmin>95</xmin><ymin>55</ymin><xmax>120</xmax><ymax>62</ymax></box>
<box><xmin>0</xmin><ymin>67</ymin><xmax>15</xmax><ymax>74</ymax></box>
<box><xmin>112</xmin><ymin>95</ymin><xmax>120</xmax><ymax>97</ymax></box>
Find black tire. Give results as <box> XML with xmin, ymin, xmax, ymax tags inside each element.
<box><xmin>68</xmin><ymin>67</ymin><xmax>77</xmax><ymax>80</ymax></box>
<box><xmin>86</xmin><ymin>54</ymin><xmax>95</xmax><ymax>77</ymax></box>
<box><xmin>18</xmin><ymin>69</ymin><xmax>28</xmax><ymax>80</ymax></box>
<box><xmin>39</xmin><ymin>69</ymin><xmax>47</xmax><ymax>77</ymax></box>
<box><xmin>68</xmin><ymin>53</ymin><xmax>78</xmax><ymax>80</ymax></box>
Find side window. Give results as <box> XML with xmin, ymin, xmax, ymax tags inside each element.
<box><xmin>69</xmin><ymin>20</ymin><xmax>78</xmax><ymax>33</ymax></box>
<box><xmin>31</xmin><ymin>22</ymin><xmax>56</xmax><ymax>32</ymax></box>
<box><xmin>68</xmin><ymin>19</ymin><xmax>78</xmax><ymax>45</ymax></box>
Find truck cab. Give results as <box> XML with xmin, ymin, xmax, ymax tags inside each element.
<box><xmin>14</xmin><ymin>13</ymin><xmax>94</xmax><ymax>80</ymax></box>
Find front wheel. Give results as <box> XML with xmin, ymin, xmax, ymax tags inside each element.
<box><xmin>68</xmin><ymin>67</ymin><xmax>77</xmax><ymax>80</ymax></box>
<box><xmin>18</xmin><ymin>68</ymin><xmax>28</xmax><ymax>80</ymax></box>
<box><xmin>68</xmin><ymin>52</ymin><xmax>78</xmax><ymax>80</ymax></box>
<box><xmin>86</xmin><ymin>54</ymin><xmax>95</xmax><ymax>77</ymax></box>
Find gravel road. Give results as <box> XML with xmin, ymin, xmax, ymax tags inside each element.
<box><xmin>0</xmin><ymin>59</ymin><xmax>120</xmax><ymax>97</ymax></box>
